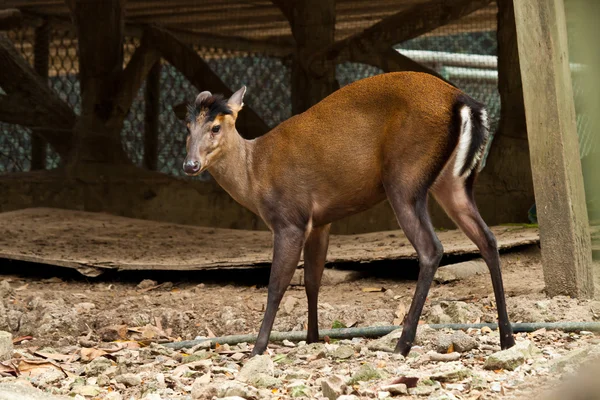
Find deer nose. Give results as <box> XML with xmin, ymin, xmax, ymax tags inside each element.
<box><xmin>183</xmin><ymin>159</ymin><xmax>200</xmax><ymax>174</ymax></box>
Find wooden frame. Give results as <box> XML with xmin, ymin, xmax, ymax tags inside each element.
<box><xmin>514</xmin><ymin>0</ymin><xmax>594</xmax><ymax>297</ymax></box>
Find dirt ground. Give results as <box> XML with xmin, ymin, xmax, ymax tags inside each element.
<box><xmin>1</xmin><ymin>246</ymin><xmax>600</xmax><ymax>399</ymax></box>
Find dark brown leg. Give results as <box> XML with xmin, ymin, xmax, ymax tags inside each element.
<box><xmin>432</xmin><ymin>176</ymin><xmax>515</xmax><ymax>349</ymax></box>
<box><xmin>385</xmin><ymin>189</ymin><xmax>444</xmax><ymax>356</ymax></box>
<box><xmin>303</xmin><ymin>224</ymin><xmax>331</xmax><ymax>343</ymax></box>
<box><xmin>251</xmin><ymin>225</ymin><xmax>305</xmax><ymax>356</ymax></box>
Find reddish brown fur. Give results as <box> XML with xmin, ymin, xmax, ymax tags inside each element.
<box><xmin>181</xmin><ymin>72</ymin><xmax>514</xmax><ymax>357</ymax></box>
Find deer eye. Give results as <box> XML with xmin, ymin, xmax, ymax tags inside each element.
<box><xmin>211</xmin><ymin>125</ymin><xmax>221</xmax><ymax>133</ymax></box>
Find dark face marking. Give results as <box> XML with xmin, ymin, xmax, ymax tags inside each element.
<box><xmin>186</xmin><ymin>94</ymin><xmax>232</xmax><ymax>125</ymax></box>
<box><xmin>183</xmin><ymin>95</ymin><xmax>233</xmax><ymax>176</ymax></box>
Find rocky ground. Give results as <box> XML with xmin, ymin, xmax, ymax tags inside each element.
<box><xmin>0</xmin><ymin>246</ymin><xmax>599</xmax><ymax>400</ymax></box>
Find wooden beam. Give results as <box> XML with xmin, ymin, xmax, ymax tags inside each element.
<box><xmin>286</xmin><ymin>0</ymin><xmax>338</xmax><ymax>115</ymax></box>
<box><xmin>0</xmin><ymin>8</ymin><xmax>22</xmax><ymax>30</ymax></box>
<box><xmin>349</xmin><ymin>47</ymin><xmax>454</xmax><ymax>86</ymax></box>
<box><xmin>146</xmin><ymin>25</ymin><xmax>269</xmax><ymax>139</ymax></box>
<box><xmin>108</xmin><ymin>31</ymin><xmax>161</xmax><ymax>130</ymax></box>
<box><xmin>126</xmin><ymin>24</ymin><xmax>293</xmax><ymax>57</ymax></box>
<box><xmin>143</xmin><ymin>62</ymin><xmax>160</xmax><ymax>171</ymax></box>
<box><xmin>308</xmin><ymin>0</ymin><xmax>493</xmax><ymax>76</ymax></box>
<box><xmin>31</xmin><ymin>20</ymin><xmax>50</xmax><ymax>170</ymax></box>
<box><xmin>0</xmin><ymin>33</ymin><xmax>74</xmax><ymax>159</ymax></box>
<box><xmin>514</xmin><ymin>0</ymin><xmax>594</xmax><ymax>298</ymax></box>
<box><xmin>67</xmin><ymin>0</ymin><xmax>130</xmax><ymax>165</ymax></box>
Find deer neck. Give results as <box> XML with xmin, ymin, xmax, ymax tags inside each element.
<box><xmin>208</xmin><ymin>134</ymin><xmax>257</xmax><ymax>213</ymax></box>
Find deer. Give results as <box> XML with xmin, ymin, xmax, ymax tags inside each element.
<box><xmin>176</xmin><ymin>72</ymin><xmax>516</xmax><ymax>357</ymax></box>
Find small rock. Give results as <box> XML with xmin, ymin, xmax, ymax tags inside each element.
<box><xmin>98</xmin><ymin>325</ymin><xmax>128</xmax><ymax>342</ymax></box>
<box><xmin>450</xmin><ymin>331</ymin><xmax>477</xmax><ymax>353</ymax></box>
<box><xmin>349</xmin><ymin>364</ymin><xmax>382</xmax><ymax>384</ymax></box>
<box><xmin>281</xmin><ymin>296</ymin><xmax>300</xmax><ymax>315</ymax></box>
<box><xmin>380</xmin><ymin>383</ymin><xmax>408</xmax><ymax>395</ymax></box>
<box><xmin>137</xmin><ymin>279</ymin><xmax>157</xmax><ymax>289</ymax></box>
<box><xmin>427</xmin><ymin>301</ymin><xmax>483</xmax><ymax>324</ymax></box>
<box><xmin>434</xmin><ymin>260</ymin><xmax>487</xmax><ymax>283</ymax></box>
<box><xmin>237</xmin><ymin>355</ymin><xmax>274</xmax><ymax>382</ymax></box>
<box><xmin>0</xmin><ymin>382</ymin><xmax>71</xmax><ymax>399</ymax></box>
<box><xmin>248</xmin><ymin>373</ymin><xmax>282</xmax><ymax>388</ymax></box>
<box><xmin>337</xmin><ymin>396</ymin><xmax>360</xmax><ymax>400</ymax></box>
<box><xmin>484</xmin><ymin>348</ymin><xmax>525</xmax><ymax>371</ymax></box>
<box><xmin>0</xmin><ymin>331</ymin><xmax>14</xmax><ymax>361</ymax></box>
<box><xmin>332</xmin><ymin>345</ymin><xmax>354</xmax><ymax>359</ymax></box>
<box><xmin>378</xmin><ymin>391</ymin><xmax>391</xmax><ymax>399</ymax></box>
<box><xmin>368</xmin><ymin>329</ymin><xmax>403</xmax><ymax>352</ymax></box>
<box><xmin>491</xmin><ymin>382</ymin><xmax>502</xmax><ymax>392</ymax></box>
<box><xmin>434</xmin><ymin>334</ymin><xmax>453</xmax><ymax>353</ymax></box>
<box><xmin>74</xmin><ymin>302</ymin><xmax>96</xmax><ymax>313</ymax></box>
<box><xmin>430</xmin><ymin>365</ymin><xmax>470</xmax><ymax>382</ymax></box>
<box><xmin>230</xmin><ymin>352</ymin><xmax>245</xmax><ymax>361</ymax></box>
<box><xmin>0</xmin><ymin>281</ymin><xmax>14</xmax><ymax>299</ymax></box>
<box><xmin>84</xmin><ymin>357</ymin><xmax>112</xmax><ymax>376</ymax></box>
<box><xmin>216</xmin><ymin>381</ymin><xmax>259</xmax><ymax>399</ymax></box>
<box><xmin>115</xmin><ymin>373</ymin><xmax>141</xmax><ymax>387</ymax></box>
<box><xmin>550</xmin><ymin>345</ymin><xmax>594</xmax><ymax>372</ymax></box>
<box><xmin>71</xmin><ymin>385</ymin><xmax>101</xmax><ymax>397</ymax></box>
<box><xmin>321</xmin><ymin>375</ymin><xmax>347</xmax><ymax>400</ymax></box>
<box><xmin>282</xmin><ymin>339</ymin><xmax>296</xmax><ymax>348</ymax></box>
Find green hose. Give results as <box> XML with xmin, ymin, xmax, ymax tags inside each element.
<box><xmin>164</xmin><ymin>321</ymin><xmax>600</xmax><ymax>350</ymax></box>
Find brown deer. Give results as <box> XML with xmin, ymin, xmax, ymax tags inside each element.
<box><xmin>177</xmin><ymin>72</ymin><xmax>515</xmax><ymax>357</ymax></box>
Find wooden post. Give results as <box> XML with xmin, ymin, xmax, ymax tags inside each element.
<box><xmin>288</xmin><ymin>0</ymin><xmax>338</xmax><ymax>114</ymax></box>
<box><xmin>31</xmin><ymin>20</ymin><xmax>50</xmax><ymax>170</ymax></box>
<box><xmin>513</xmin><ymin>0</ymin><xmax>594</xmax><ymax>297</ymax></box>
<box><xmin>143</xmin><ymin>61</ymin><xmax>160</xmax><ymax>171</ymax></box>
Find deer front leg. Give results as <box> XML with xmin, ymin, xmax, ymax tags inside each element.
<box><xmin>251</xmin><ymin>225</ymin><xmax>305</xmax><ymax>356</ymax></box>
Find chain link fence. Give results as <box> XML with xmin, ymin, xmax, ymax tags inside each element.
<box><xmin>1</xmin><ymin>5</ymin><xmax>596</xmax><ymax>179</ymax></box>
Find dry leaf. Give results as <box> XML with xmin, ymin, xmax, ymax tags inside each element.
<box><xmin>362</xmin><ymin>287</ymin><xmax>385</xmax><ymax>293</ymax></box>
<box><xmin>12</xmin><ymin>336</ymin><xmax>33</xmax><ymax>345</ymax></box>
<box><xmin>0</xmin><ymin>362</ymin><xmax>18</xmax><ymax>377</ymax></box>
<box><xmin>80</xmin><ymin>348</ymin><xmax>108</xmax><ymax>362</ymax></box>
<box><xmin>447</xmin><ymin>343</ymin><xmax>455</xmax><ymax>354</ymax></box>
<box><xmin>14</xmin><ymin>283</ymin><xmax>29</xmax><ymax>291</ymax></box>
<box><xmin>34</xmin><ymin>351</ymin><xmax>78</xmax><ymax>363</ymax></box>
<box><xmin>395</xmin><ymin>302</ymin><xmax>407</xmax><ymax>322</ymax></box>
<box><xmin>17</xmin><ymin>359</ymin><xmax>66</xmax><ymax>378</ymax></box>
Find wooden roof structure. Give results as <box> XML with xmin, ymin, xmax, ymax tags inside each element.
<box><xmin>6</xmin><ymin>0</ymin><xmax>498</xmax><ymax>55</ymax></box>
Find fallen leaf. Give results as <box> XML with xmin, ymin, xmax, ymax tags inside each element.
<box><xmin>362</xmin><ymin>287</ymin><xmax>385</xmax><ymax>293</ymax></box>
<box><xmin>34</xmin><ymin>352</ymin><xmax>78</xmax><ymax>363</ymax></box>
<box><xmin>395</xmin><ymin>302</ymin><xmax>407</xmax><ymax>322</ymax></box>
<box><xmin>80</xmin><ymin>348</ymin><xmax>108</xmax><ymax>362</ymax></box>
<box><xmin>14</xmin><ymin>283</ymin><xmax>29</xmax><ymax>291</ymax></box>
<box><xmin>17</xmin><ymin>359</ymin><xmax>66</xmax><ymax>378</ymax></box>
<box><xmin>12</xmin><ymin>336</ymin><xmax>33</xmax><ymax>345</ymax></box>
<box><xmin>0</xmin><ymin>362</ymin><xmax>18</xmax><ymax>377</ymax></box>
<box><xmin>385</xmin><ymin>376</ymin><xmax>419</xmax><ymax>388</ymax></box>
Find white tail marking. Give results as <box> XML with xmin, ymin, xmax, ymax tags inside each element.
<box><xmin>476</xmin><ymin>109</ymin><xmax>490</xmax><ymax>172</ymax></box>
<box><xmin>454</xmin><ymin>105</ymin><xmax>472</xmax><ymax>177</ymax></box>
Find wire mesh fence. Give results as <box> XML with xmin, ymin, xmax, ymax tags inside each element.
<box><xmin>0</xmin><ymin>3</ymin><xmax>596</xmax><ymax>179</ymax></box>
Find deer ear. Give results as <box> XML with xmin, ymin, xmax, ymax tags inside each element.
<box><xmin>195</xmin><ymin>91</ymin><xmax>212</xmax><ymax>106</ymax></box>
<box><xmin>228</xmin><ymin>86</ymin><xmax>246</xmax><ymax>113</ymax></box>
<box><xmin>172</xmin><ymin>102</ymin><xmax>187</xmax><ymax>121</ymax></box>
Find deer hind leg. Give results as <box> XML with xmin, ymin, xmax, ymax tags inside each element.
<box><xmin>431</xmin><ymin>171</ymin><xmax>515</xmax><ymax>349</ymax></box>
<box><xmin>303</xmin><ymin>224</ymin><xmax>331</xmax><ymax>343</ymax></box>
<box><xmin>384</xmin><ymin>184</ymin><xmax>444</xmax><ymax>356</ymax></box>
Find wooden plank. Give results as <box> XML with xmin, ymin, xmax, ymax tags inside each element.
<box><xmin>0</xmin><ymin>208</ymin><xmax>540</xmax><ymax>274</ymax></box>
<box><xmin>513</xmin><ymin>0</ymin><xmax>594</xmax><ymax>298</ymax></box>
<box><xmin>143</xmin><ymin>62</ymin><xmax>160</xmax><ymax>171</ymax></box>
<box><xmin>30</xmin><ymin>20</ymin><xmax>50</xmax><ymax>171</ymax></box>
